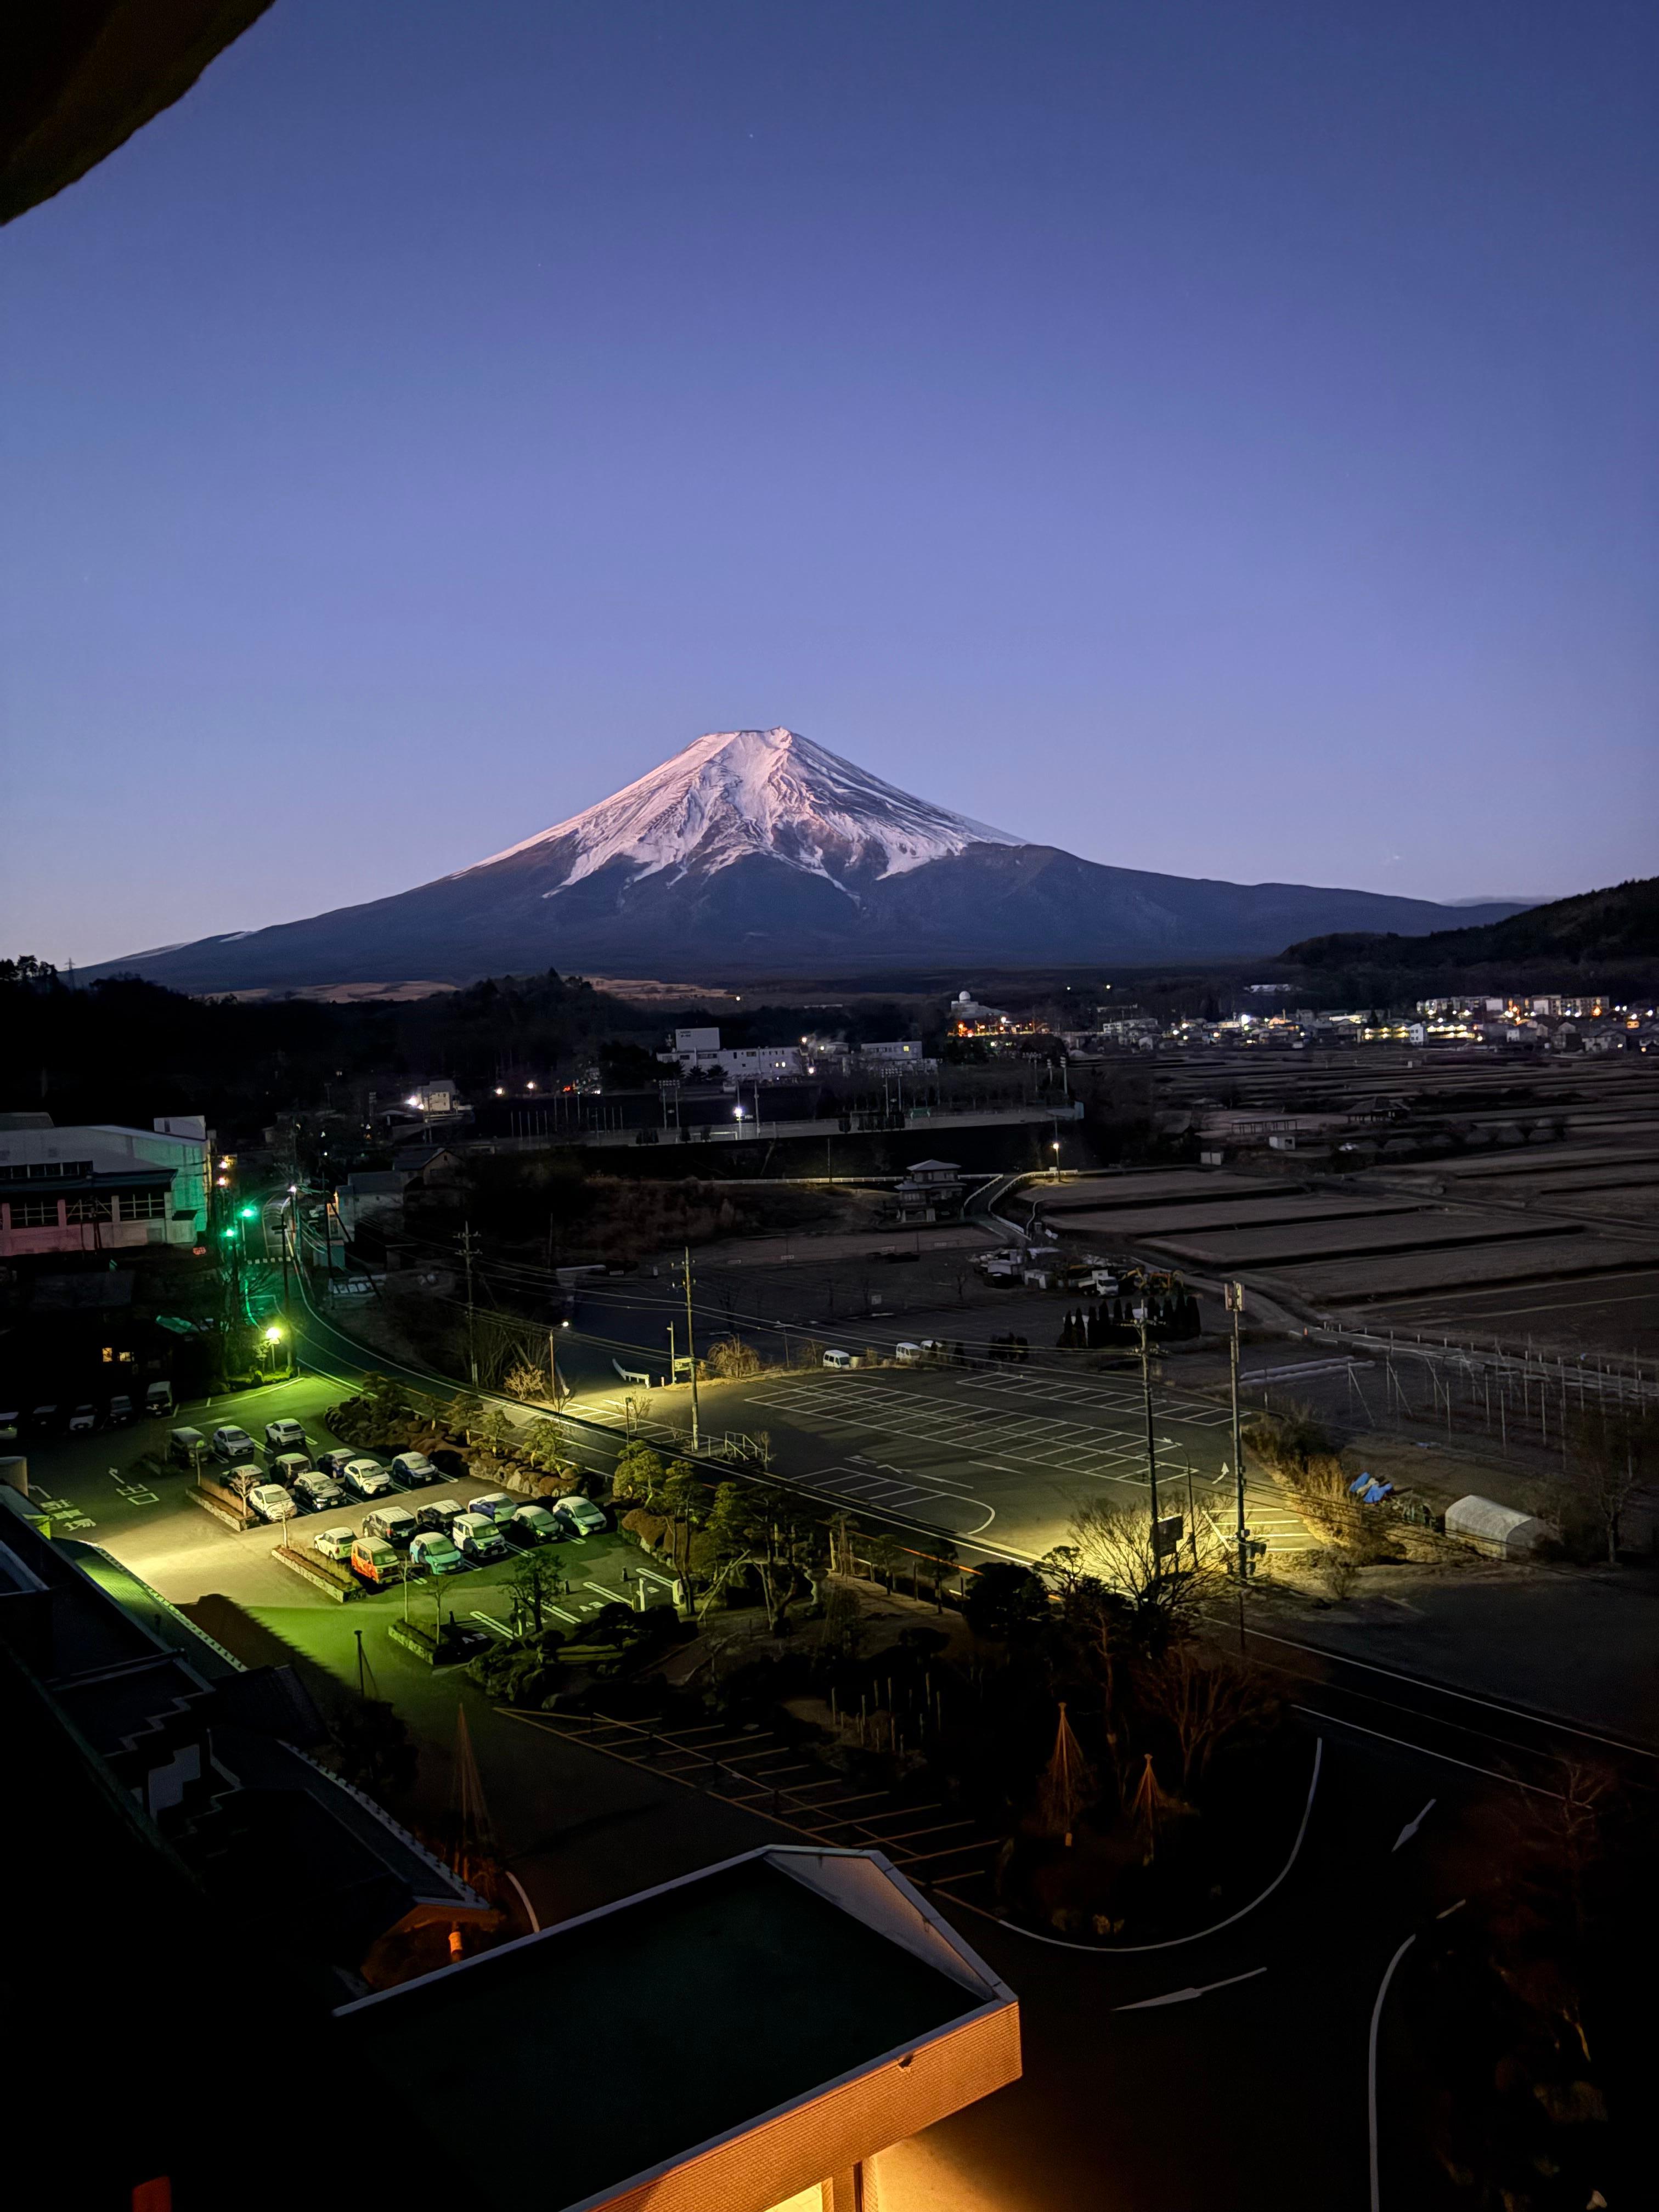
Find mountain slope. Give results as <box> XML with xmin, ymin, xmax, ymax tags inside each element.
<box><xmin>87</xmin><ymin>727</ymin><xmax>1530</xmax><ymax>990</ymax></box>
<box><xmin>1283</xmin><ymin>876</ymin><xmax>1659</xmax><ymax>971</ymax></box>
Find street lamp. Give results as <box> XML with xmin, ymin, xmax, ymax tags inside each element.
<box><xmin>1050</xmin><ymin>1140</ymin><xmax>1061</xmax><ymax>1182</ymax></box>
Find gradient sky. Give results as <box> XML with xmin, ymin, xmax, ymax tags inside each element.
<box><xmin>3</xmin><ymin>0</ymin><xmax>1655</xmax><ymax>966</ymax></box>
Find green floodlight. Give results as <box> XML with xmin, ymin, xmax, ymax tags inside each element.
<box><xmin>239</xmin><ymin>1205</ymin><xmax>258</xmax><ymax>1219</ymax></box>
<box><xmin>221</xmin><ymin>1228</ymin><xmax>236</xmax><ymax>1240</ymax></box>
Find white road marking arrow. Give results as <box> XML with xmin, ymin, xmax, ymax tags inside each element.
<box><xmin>1392</xmin><ymin>1798</ymin><xmax>1436</xmax><ymax>1852</ymax></box>
<box><xmin>1116</xmin><ymin>1966</ymin><xmax>1266</xmax><ymax>2011</ymax></box>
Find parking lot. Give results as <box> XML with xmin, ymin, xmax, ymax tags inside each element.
<box><xmin>8</xmin><ymin>1375</ymin><xmax>659</xmax><ymax>1641</ymax></box>
<box><xmin>581</xmin><ymin>1358</ymin><xmax>1261</xmax><ymax>1560</ymax></box>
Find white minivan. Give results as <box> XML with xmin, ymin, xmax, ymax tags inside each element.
<box><xmin>822</xmin><ymin>1348</ymin><xmax>854</xmax><ymax>1370</ymax></box>
<box><xmin>894</xmin><ymin>1342</ymin><xmax>923</xmax><ymax>1365</ymax></box>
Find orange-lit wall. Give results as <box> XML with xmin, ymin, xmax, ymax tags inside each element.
<box><xmin>589</xmin><ymin>2000</ymin><xmax>1021</xmax><ymax>2212</ymax></box>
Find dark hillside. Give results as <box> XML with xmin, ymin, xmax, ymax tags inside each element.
<box><xmin>1284</xmin><ymin>877</ymin><xmax>1658</xmax><ymax>973</ymax></box>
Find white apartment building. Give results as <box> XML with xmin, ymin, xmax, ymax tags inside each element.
<box><xmin>658</xmin><ymin>1028</ymin><xmax>805</xmax><ymax>1081</ymax></box>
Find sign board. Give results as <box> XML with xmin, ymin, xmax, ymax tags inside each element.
<box><xmin>1153</xmin><ymin>1514</ymin><xmax>1184</xmax><ymax>1558</ymax></box>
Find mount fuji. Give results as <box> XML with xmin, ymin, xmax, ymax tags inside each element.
<box><xmin>88</xmin><ymin>727</ymin><xmax>1527</xmax><ymax>990</ymax></box>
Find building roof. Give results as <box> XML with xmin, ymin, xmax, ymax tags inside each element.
<box><xmin>338</xmin><ymin>1844</ymin><xmax>1018</xmax><ymax>2212</ymax></box>
<box><xmin>0</xmin><ymin>1493</ymin><xmax>488</xmax><ymax>1961</ymax></box>
<box><xmin>391</xmin><ymin>1144</ymin><xmax>460</xmax><ymax>1175</ymax></box>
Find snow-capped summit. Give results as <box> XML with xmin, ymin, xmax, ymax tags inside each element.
<box><xmin>466</xmin><ymin>727</ymin><xmax>1019</xmax><ymax>896</ymax></box>
<box><xmin>83</xmin><ymin>723</ymin><xmax>1533</xmax><ymax>994</ymax></box>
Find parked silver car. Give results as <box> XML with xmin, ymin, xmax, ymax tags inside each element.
<box><xmin>342</xmin><ymin>1457</ymin><xmax>394</xmax><ymax>1500</ymax></box>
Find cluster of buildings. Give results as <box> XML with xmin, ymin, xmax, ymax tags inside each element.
<box><xmin>1165</xmin><ymin>999</ymin><xmax>1655</xmax><ymax>1054</ymax></box>
<box><xmin>657</xmin><ymin>1024</ymin><xmax>939</xmax><ymax>1082</ymax></box>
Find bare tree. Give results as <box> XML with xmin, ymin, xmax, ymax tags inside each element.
<box><xmin>1062</xmin><ymin>1498</ymin><xmax>1220</xmax><ymax>1630</ymax></box>
<box><xmin>1567</xmin><ymin>1406</ymin><xmax>1657</xmax><ymax>1565</ymax></box>
<box><xmin>707</xmin><ymin>1335</ymin><xmax>761</xmax><ymax>1380</ymax></box>
<box><xmin>1136</xmin><ymin>1645</ymin><xmax>1280</xmax><ymax>1791</ymax></box>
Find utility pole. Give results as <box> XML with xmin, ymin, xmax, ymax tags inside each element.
<box><xmin>1135</xmin><ymin>1305</ymin><xmax>1160</xmax><ymax>1569</ymax></box>
<box><xmin>680</xmin><ymin>1244</ymin><xmax>701</xmax><ymax>1451</ymax></box>
<box><xmin>1227</xmin><ymin>1279</ymin><xmax>1248</xmax><ymax>1651</ymax></box>
<box><xmin>458</xmin><ymin>1221</ymin><xmax>479</xmax><ymax>1384</ymax></box>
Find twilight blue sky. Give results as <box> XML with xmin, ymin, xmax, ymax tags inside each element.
<box><xmin>3</xmin><ymin>0</ymin><xmax>1655</xmax><ymax>966</ymax></box>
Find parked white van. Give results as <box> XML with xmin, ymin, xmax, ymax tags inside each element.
<box><xmin>822</xmin><ymin>1348</ymin><xmax>854</xmax><ymax>1370</ymax></box>
<box><xmin>894</xmin><ymin>1343</ymin><xmax>923</xmax><ymax>1365</ymax></box>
